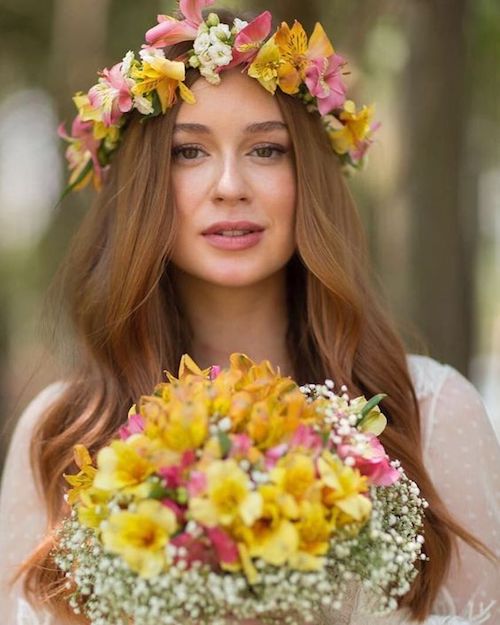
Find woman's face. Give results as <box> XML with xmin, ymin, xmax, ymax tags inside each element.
<box><xmin>169</xmin><ymin>69</ymin><xmax>296</xmax><ymax>288</ymax></box>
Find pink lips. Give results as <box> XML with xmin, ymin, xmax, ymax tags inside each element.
<box><xmin>201</xmin><ymin>221</ymin><xmax>265</xmax><ymax>251</ymax></box>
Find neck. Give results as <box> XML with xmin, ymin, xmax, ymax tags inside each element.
<box><xmin>172</xmin><ymin>268</ymin><xmax>293</xmax><ymax>376</ymax></box>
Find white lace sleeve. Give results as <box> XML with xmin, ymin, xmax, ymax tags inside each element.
<box><xmin>0</xmin><ymin>383</ymin><xmax>66</xmax><ymax>625</ymax></box>
<box><xmin>409</xmin><ymin>355</ymin><xmax>500</xmax><ymax>624</ymax></box>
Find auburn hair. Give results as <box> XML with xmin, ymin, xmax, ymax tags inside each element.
<box><xmin>20</xmin><ymin>8</ymin><xmax>491</xmax><ymax>623</ymax></box>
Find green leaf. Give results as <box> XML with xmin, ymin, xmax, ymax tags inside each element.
<box><xmin>218</xmin><ymin>431</ymin><xmax>232</xmax><ymax>457</ymax></box>
<box><xmin>59</xmin><ymin>159</ymin><xmax>93</xmax><ymax>201</ymax></box>
<box><xmin>148</xmin><ymin>481</ymin><xmax>171</xmax><ymax>500</ymax></box>
<box><xmin>359</xmin><ymin>393</ymin><xmax>387</xmax><ymax>419</ymax></box>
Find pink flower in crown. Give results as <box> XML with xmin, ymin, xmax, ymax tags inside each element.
<box><xmin>337</xmin><ymin>434</ymin><xmax>399</xmax><ymax>486</ymax></box>
<box><xmin>146</xmin><ymin>0</ymin><xmax>216</xmax><ymax>48</ymax></box>
<box><xmin>88</xmin><ymin>52</ymin><xmax>135</xmax><ymax>127</ymax></box>
<box><xmin>58</xmin><ymin>115</ymin><xmax>103</xmax><ymax>189</ymax></box>
<box><xmin>224</xmin><ymin>11</ymin><xmax>273</xmax><ymax>69</ymax></box>
<box><xmin>305</xmin><ymin>53</ymin><xmax>348</xmax><ymax>116</ymax></box>
<box><xmin>118</xmin><ymin>413</ymin><xmax>145</xmax><ymax>440</ymax></box>
<box><xmin>349</xmin><ymin>120</ymin><xmax>382</xmax><ymax>165</ymax></box>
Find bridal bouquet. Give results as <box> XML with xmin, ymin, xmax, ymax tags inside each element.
<box><xmin>53</xmin><ymin>354</ymin><xmax>427</xmax><ymax>625</ymax></box>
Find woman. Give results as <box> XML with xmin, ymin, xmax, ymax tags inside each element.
<box><xmin>0</xmin><ymin>4</ymin><xmax>498</xmax><ymax>624</ymax></box>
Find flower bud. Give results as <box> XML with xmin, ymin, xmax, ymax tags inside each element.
<box><xmin>206</xmin><ymin>12</ymin><xmax>220</xmax><ymax>27</ymax></box>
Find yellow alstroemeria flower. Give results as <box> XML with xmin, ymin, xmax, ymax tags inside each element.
<box><xmin>131</xmin><ymin>56</ymin><xmax>194</xmax><ymax>113</ymax></box>
<box><xmin>350</xmin><ymin>395</ymin><xmax>387</xmax><ymax>436</ymax></box>
<box><xmin>248</xmin><ymin>35</ymin><xmax>282</xmax><ymax>94</ymax></box>
<box><xmin>328</xmin><ymin>100</ymin><xmax>375</xmax><ymax>155</ymax></box>
<box><xmin>189</xmin><ymin>459</ymin><xmax>263</xmax><ymax>527</ymax></box>
<box><xmin>93</xmin><ymin>439</ymin><xmax>155</xmax><ymax>495</ymax></box>
<box><xmin>64</xmin><ymin>445</ymin><xmax>97</xmax><ymax>505</ymax></box>
<box><xmin>275</xmin><ymin>21</ymin><xmax>334</xmax><ymax>95</ymax></box>
<box><xmin>101</xmin><ymin>500</ymin><xmax>177</xmax><ymax>578</ymax></box>
<box><xmin>166</xmin><ymin>353</ymin><xmax>212</xmax><ymax>383</ymax></box>
<box><xmin>288</xmin><ymin>500</ymin><xmax>332</xmax><ymax>571</ymax></box>
<box><xmin>73</xmin><ymin>93</ymin><xmax>121</xmax><ymax>144</ymax></box>
<box><xmin>77</xmin><ymin>486</ymin><xmax>111</xmax><ymax>529</ymax></box>
<box><xmin>141</xmin><ymin>387</ymin><xmax>210</xmax><ymax>454</ymax></box>
<box><xmin>317</xmin><ymin>450</ymin><xmax>372</xmax><ymax>524</ymax></box>
<box><xmin>270</xmin><ymin>452</ymin><xmax>318</xmax><ymax>502</ymax></box>
<box><xmin>234</xmin><ymin>483</ymin><xmax>300</xmax><ymax>568</ymax></box>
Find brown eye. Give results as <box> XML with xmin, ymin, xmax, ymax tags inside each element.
<box><xmin>172</xmin><ymin>146</ymin><xmax>204</xmax><ymax>160</ymax></box>
<box><xmin>252</xmin><ymin>145</ymin><xmax>286</xmax><ymax>159</ymax></box>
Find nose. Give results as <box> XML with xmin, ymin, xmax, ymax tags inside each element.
<box><xmin>211</xmin><ymin>153</ymin><xmax>250</xmax><ymax>206</ymax></box>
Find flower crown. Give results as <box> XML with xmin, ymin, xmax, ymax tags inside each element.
<box><xmin>59</xmin><ymin>0</ymin><xmax>381</xmax><ymax>197</ymax></box>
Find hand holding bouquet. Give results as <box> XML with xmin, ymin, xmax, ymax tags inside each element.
<box><xmin>54</xmin><ymin>354</ymin><xmax>427</xmax><ymax>625</ymax></box>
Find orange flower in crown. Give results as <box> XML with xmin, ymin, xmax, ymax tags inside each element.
<box><xmin>58</xmin><ymin>0</ymin><xmax>380</xmax><ymax>196</ymax></box>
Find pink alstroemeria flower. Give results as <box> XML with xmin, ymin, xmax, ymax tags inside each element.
<box><xmin>350</xmin><ymin>120</ymin><xmax>382</xmax><ymax>165</ymax></box>
<box><xmin>170</xmin><ymin>531</ymin><xmax>218</xmax><ymax>568</ymax></box>
<box><xmin>187</xmin><ymin>470</ymin><xmax>207</xmax><ymax>497</ymax></box>
<box><xmin>88</xmin><ymin>59</ymin><xmax>134</xmax><ymax>127</ymax></box>
<box><xmin>146</xmin><ymin>0</ymin><xmax>216</xmax><ymax>48</ymax></box>
<box><xmin>229</xmin><ymin>433</ymin><xmax>252</xmax><ymax>458</ymax></box>
<box><xmin>305</xmin><ymin>53</ymin><xmax>347</xmax><ymax>116</ymax></box>
<box><xmin>338</xmin><ymin>434</ymin><xmax>400</xmax><ymax>486</ymax></box>
<box><xmin>264</xmin><ymin>442</ymin><xmax>288</xmax><ymax>470</ymax></box>
<box><xmin>58</xmin><ymin>116</ymin><xmax>102</xmax><ymax>186</ymax></box>
<box><xmin>210</xmin><ymin>365</ymin><xmax>221</xmax><ymax>380</ymax></box>
<box><xmin>162</xmin><ymin>498</ymin><xmax>186</xmax><ymax>524</ymax></box>
<box><xmin>118</xmin><ymin>413</ymin><xmax>145</xmax><ymax>440</ymax></box>
<box><xmin>158</xmin><ymin>464</ymin><xmax>182</xmax><ymax>488</ymax></box>
<box><xmin>290</xmin><ymin>424</ymin><xmax>323</xmax><ymax>455</ymax></box>
<box><xmin>206</xmin><ymin>526</ymin><xmax>239</xmax><ymax>566</ymax></box>
<box><xmin>225</xmin><ymin>11</ymin><xmax>273</xmax><ymax>69</ymax></box>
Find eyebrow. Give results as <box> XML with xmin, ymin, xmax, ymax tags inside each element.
<box><xmin>173</xmin><ymin>121</ymin><xmax>288</xmax><ymax>134</ymax></box>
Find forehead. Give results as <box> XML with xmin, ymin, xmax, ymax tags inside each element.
<box><xmin>175</xmin><ymin>69</ymin><xmax>285</xmax><ymax>125</ymax></box>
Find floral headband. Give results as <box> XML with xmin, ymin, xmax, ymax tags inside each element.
<box><xmin>59</xmin><ymin>0</ymin><xmax>380</xmax><ymax>197</ymax></box>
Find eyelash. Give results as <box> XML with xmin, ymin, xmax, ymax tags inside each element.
<box><xmin>171</xmin><ymin>143</ymin><xmax>287</xmax><ymax>161</ymax></box>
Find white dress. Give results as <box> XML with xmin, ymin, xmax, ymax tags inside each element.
<box><xmin>0</xmin><ymin>355</ymin><xmax>499</xmax><ymax>625</ymax></box>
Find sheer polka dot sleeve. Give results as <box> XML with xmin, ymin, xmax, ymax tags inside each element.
<box><xmin>0</xmin><ymin>383</ymin><xmax>65</xmax><ymax>625</ymax></box>
<box><xmin>421</xmin><ymin>364</ymin><xmax>500</xmax><ymax>623</ymax></box>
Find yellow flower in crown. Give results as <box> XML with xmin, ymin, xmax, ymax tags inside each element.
<box><xmin>73</xmin><ymin>93</ymin><xmax>121</xmax><ymax>145</ymax></box>
<box><xmin>131</xmin><ymin>49</ymin><xmax>195</xmax><ymax>113</ymax></box>
<box><xmin>247</xmin><ymin>35</ymin><xmax>282</xmax><ymax>94</ymax></box>
<box><xmin>274</xmin><ymin>21</ymin><xmax>334</xmax><ymax>95</ymax></box>
<box><xmin>101</xmin><ymin>500</ymin><xmax>177</xmax><ymax>578</ymax></box>
<box><xmin>327</xmin><ymin>99</ymin><xmax>375</xmax><ymax>155</ymax></box>
<box><xmin>189</xmin><ymin>459</ymin><xmax>263</xmax><ymax>527</ymax></box>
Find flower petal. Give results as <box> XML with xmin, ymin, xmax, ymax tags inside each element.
<box><xmin>179</xmin><ymin>0</ymin><xmax>215</xmax><ymax>27</ymax></box>
<box><xmin>145</xmin><ymin>17</ymin><xmax>198</xmax><ymax>47</ymax></box>
<box><xmin>307</xmin><ymin>22</ymin><xmax>335</xmax><ymax>60</ymax></box>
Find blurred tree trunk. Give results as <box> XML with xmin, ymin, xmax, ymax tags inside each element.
<box><xmin>402</xmin><ymin>0</ymin><xmax>475</xmax><ymax>373</ymax></box>
<box><xmin>49</xmin><ymin>0</ymin><xmax>112</xmax><ymax>118</ymax></box>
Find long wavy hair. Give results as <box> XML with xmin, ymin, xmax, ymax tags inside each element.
<box><xmin>20</xmin><ymin>8</ymin><xmax>491</xmax><ymax>623</ymax></box>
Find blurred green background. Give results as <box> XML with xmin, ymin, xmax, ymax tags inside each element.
<box><xmin>1</xmin><ymin>0</ymin><xmax>499</xmax><ymax>473</ymax></box>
